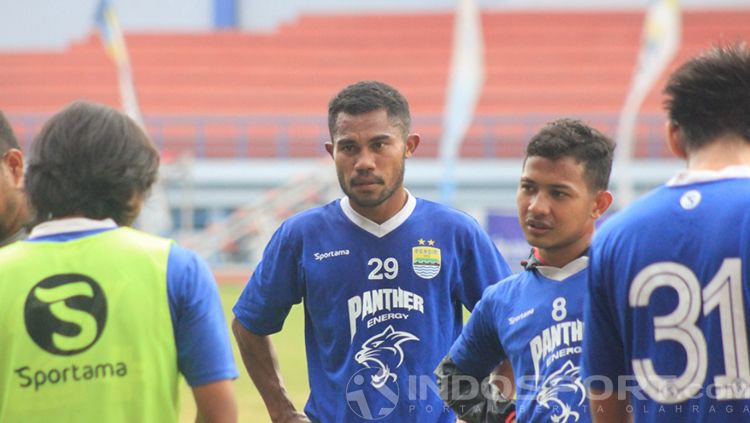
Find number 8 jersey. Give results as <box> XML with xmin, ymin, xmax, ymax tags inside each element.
<box><xmin>582</xmin><ymin>167</ymin><xmax>750</xmax><ymax>422</ymax></box>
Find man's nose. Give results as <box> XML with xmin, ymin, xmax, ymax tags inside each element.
<box><xmin>528</xmin><ymin>193</ymin><xmax>550</xmax><ymax>215</ymax></box>
<box><xmin>354</xmin><ymin>149</ymin><xmax>376</xmax><ymax>172</ymax></box>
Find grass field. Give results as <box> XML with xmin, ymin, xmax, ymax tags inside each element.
<box><xmin>179</xmin><ymin>283</ymin><xmax>309</xmax><ymax>422</ymax></box>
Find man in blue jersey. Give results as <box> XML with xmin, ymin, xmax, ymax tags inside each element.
<box><xmin>232</xmin><ymin>80</ymin><xmax>512</xmax><ymax>423</ymax></box>
<box><xmin>0</xmin><ymin>111</ymin><xmax>29</xmax><ymax>247</ymax></box>
<box><xmin>436</xmin><ymin>119</ymin><xmax>614</xmax><ymax>423</ymax></box>
<box><xmin>0</xmin><ymin>101</ymin><xmax>238</xmax><ymax>422</ymax></box>
<box><xmin>581</xmin><ymin>44</ymin><xmax>750</xmax><ymax>423</ymax></box>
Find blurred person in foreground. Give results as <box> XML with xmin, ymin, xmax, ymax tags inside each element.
<box><xmin>582</xmin><ymin>43</ymin><xmax>750</xmax><ymax>423</ymax></box>
<box><xmin>0</xmin><ymin>101</ymin><xmax>238</xmax><ymax>422</ymax></box>
<box><xmin>0</xmin><ymin>111</ymin><xmax>30</xmax><ymax>247</ymax></box>
<box><xmin>436</xmin><ymin>119</ymin><xmax>614</xmax><ymax>423</ymax></box>
<box><xmin>232</xmin><ymin>80</ymin><xmax>512</xmax><ymax>422</ymax></box>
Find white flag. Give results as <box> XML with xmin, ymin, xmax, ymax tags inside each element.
<box><xmin>439</xmin><ymin>0</ymin><xmax>485</xmax><ymax>204</ymax></box>
<box><xmin>615</xmin><ymin>0</ymin><xmax>681</xmax><ymax>208</ymax></box>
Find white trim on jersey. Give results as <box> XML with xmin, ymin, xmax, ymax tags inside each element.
<box><xmin>666</xmin><ymin>165</ymin><xmax>750</xmax><ymax>187</ymax></box>
<box><xmin>339</xmin><ymin>190</ymin><xmax>417</xmax><ymax>238</ymax></box>
<box><xmin>535</xmin><ymin>256</ymin><xmax>589</xmax><ymax>281</ymax></box>
<box><xmin>29</xmin><ymin>217</ymin><xmax>118</xmax><ymax>239</ymax></box>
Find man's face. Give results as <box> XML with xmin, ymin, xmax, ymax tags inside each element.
<box><xmin>326</xmin><ymin>109</ymin><xmax>418</xmax><ymax>218</ymax></box>
<box><xmin>517</xmin><ymin>155</ymin><xmax>601</xmax><ymax>264</ymax></box>
<box><xmin>0</xmin><ymin>149</ymin><xmax>26</xmax><ymax>241</ymax></box>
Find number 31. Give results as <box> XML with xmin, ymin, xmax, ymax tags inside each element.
<box><xmin>629</xmin><ymin>258</ymin><xmax>749</xmax><ymax>403</ymax></box>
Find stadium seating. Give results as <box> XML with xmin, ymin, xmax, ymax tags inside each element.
<box><xmin>1</xmin><ymin>10</ymin><xmax>749</xmax><ymax>158</ymax></box>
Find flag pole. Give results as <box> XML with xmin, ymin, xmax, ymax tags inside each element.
<box><xmin>439</xmin><ymin>0</ymin><xmax>485</xmax><ymax>206</ymax></box>
<box><xmin>615</xmin><ymin>0</ymin><xmax>681</xmax><ymax>208</ymax></box>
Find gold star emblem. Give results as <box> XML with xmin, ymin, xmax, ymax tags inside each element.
<box><xmin>418</xmin><ymin>239</ymin><xmax>425</xmax><ymax>245</ymax></box>
<box><xmin>428</xmin><ymin>240</ymin><xmax>435</xmax><ymax>246</ymax></box>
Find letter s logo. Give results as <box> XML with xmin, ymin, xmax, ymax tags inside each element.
<box><xmin>24</xmin><ymin>274</ymin><xmax>107</xmax><ymax>355</ymax></box>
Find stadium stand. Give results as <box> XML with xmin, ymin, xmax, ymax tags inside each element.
<box><xmin>1</xmin><ymin>10</ymin><xmax>749</xmax><ymax>159</ymax></box>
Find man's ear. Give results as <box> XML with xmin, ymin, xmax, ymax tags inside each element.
<box><xmin>325</xmin><ymin>141</ymin><xmax>334</xmax><ymax>159</ymax></box>
<box><xmin>405</xmin><ymin>134</ymin><xmax>420</xmax><ymax>158</ymax></box>
<box><xmin>2</xmin><ymin>148</ymin><xmax>24</xmax><ymax>188</ymax></box>
<box><xmin>591</xmin><ymin>190</ymin><xmax>614</xmax><ymax>219</ymax></box>
<box><xmin>666</xmin><ymin>121</ymin><xmax>687</xmax><ymax>159</ymax></box>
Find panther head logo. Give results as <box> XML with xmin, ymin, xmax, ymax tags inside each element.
<box><xmin>354</xmin><ymin>325</ymin><xmax>419</xmax><ymax>389</ymax></box>
<box><xmin>536</xmin><ymin>360</ymin><xmax>586</xmax><ymax>423</ymax></box>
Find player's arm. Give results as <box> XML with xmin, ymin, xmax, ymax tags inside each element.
<box><xmin>193</xmin><ymin>380</ymin><xmax>237</xmax><ymax>423</ymax></box>
<box><xmin>436</xmin><ymin>286</ymin><xmax>515</xmax><ymax>423</ymax></box>
<box><xmin>232</xmin><ymin>320</ymin><xmax>310</xmax><ymax>423</ymax></box>
<box><xmin>167</xmin><ymin>245</ymin><xmax>239</xmax><ymax>423</ymax></box>
<box><xmin>435</xmin><ymin>355</ymin><xmax>516</xmax><ymax>423</ymax></box>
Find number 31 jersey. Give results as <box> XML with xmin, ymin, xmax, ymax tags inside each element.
<box><xmin>582</xmin><ymin>168</ymin><xmax>750</xmax><ymax>422</ymax></box>
<box><xmin>233</xmin><ymin>193</ymin><xmax>511</xmax><ymax>422</ymax></box>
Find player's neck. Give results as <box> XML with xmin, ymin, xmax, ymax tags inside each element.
<box><xmin>349</xmin><ymin>188</ymin><xmax>409</xmax><ymax>225</ymax></box>
<box><xmin>537</xmin><ymin>232</ymin><xmax>593</xmax><ymax>268</ymax></box>
<box><xmin>686</xmin><ymin>135</ymin><xmax>750</xmax><ymax>171</ymax></box>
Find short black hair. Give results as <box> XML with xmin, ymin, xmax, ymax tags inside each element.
<box><xmin>524</xmin><ymin>118</ymin><xmax>615</xmax><ymax>192</ymax></box>
<box><xmin>328</xmin><ymin>80</ymin><xmax>411</xmax><ymax>140</ymax></box>
<box><xmin>26</xmin><ymin>101</ymin><xmax>159</xmax><ymax>225</ymax></box>
<box><xmin>664</xmin><ymin>43</ymin><xmax>750</xmax><ymax>151</ymax></box>
<box><xmin>0</xmin><ymin>111</ymin><xmax>20</xmax><ymax>153</ymax></box>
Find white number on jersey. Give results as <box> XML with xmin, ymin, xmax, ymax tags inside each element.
<box><xmin>628</xmin><ymin>258</ymin><xmax>750</xmax><ymax>403</ymax></box>
<box><xmin>368</xmin><ymin>257</ymin><xmax>399</xmax><ymax>280</ymax></box>
<box><xmin>552</xmin><ymin>297</ymin><xmax>567</xmax><ymax>322</ymax></box>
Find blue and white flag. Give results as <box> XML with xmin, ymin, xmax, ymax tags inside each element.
<box><xmin>615</xmin><ymin>0</ymin><xmax>681</xmax><ymax>207</ymax></box>
<box><xmin>94</xmin><ymin>0</ymin><xmax>143</xmax><ymax>126</ymax></box>
<box><xmin>439</xmin><ymin>0</ymin><xmax>485</xmax><ymax>204</ymax></box>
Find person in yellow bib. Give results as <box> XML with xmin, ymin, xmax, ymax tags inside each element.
<box><xmin>0</xmin><ymin>101</ymin><xmax>238</xmax><ymax>422</ymax></box>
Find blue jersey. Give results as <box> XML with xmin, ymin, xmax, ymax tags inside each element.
<box><xmin>451</xmin><ymin>258</ymin><xmax>591</xmax><ymax>423</ymax></box>
<box><xmin>582</xmin><ymin>168</ymin><xmax>750</xmax><ymax>422</ymax></box>
<box><xmin>233</xmin><ymin>194</ymin><xmax>511</xmax><ymax>423</ymax></box>
<box><xmin>25</xmin><ymin>219</ymin><xmax>238</xmax><ymax>386</ymax></box>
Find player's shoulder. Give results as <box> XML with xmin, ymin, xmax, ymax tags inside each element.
<box><xmin>276</xmin><ymin>199</ymin><xmax>342</xmax><ymax>232</ymax></box>
<box><xmin>413</xmin><ymin>197</ymin><xmax>483</xmax><ymax>230</ymax></box>
<box><xmin>481</xmin><ymin>271</ymin><xmax>526</xmax><ymax>304</ymax></box>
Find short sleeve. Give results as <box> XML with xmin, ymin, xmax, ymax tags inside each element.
<box><xmin>454</xmin><ymin>219</ymin><xmax>512</xmax><ymax>311</ymax></box>
<box><xmin>449</xmin><ymin>286</ymin><xmax>507</xmax><ymax>379</ymax></box>
<box><xmin>232</xmin><ymin>221</ymin><xmax>304</xmax><ymax>335</ymax></box>
<box><xmin>581</xmin><ymin>235</ymin><xmax>625</xmax><ymax>391</ymax></box>
<box><xmin>167</xmin><ymin>244</ymin><xmax>239</xmax><ymax>386</ymax></box>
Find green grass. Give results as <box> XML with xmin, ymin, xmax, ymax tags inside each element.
<box><xmin>179</xmin><ymin>283</ymin><xmax>309</xmax><ymax>423</ymax></box>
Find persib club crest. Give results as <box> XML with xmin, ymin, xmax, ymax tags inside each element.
<box><xmin>412</xmin><ymin>239</ymin><xmax>441</xmax><ymax>279</ymax></box>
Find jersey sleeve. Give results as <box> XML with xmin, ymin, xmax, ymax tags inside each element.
<box><xmin>232</xmin><ymin>221</ymin><xmax>304</xmax><ymax>335</ymax></box>
<box><xmin>581</xmin><ymin>234</ymin><xmax>626</xmax><ymax>391</ymax></box>
<box><xmin>166</xmin><ymin>244</ymin><xmax>239</xmax><ymax>386</ymax></box>
<box><xmin>449</xmin><ymin>285</ymin><xmax>507</xmax><ymax>379</ymax></box>
<box><xmin>454</xmin><ymin>219</ymin><xmax>512</xmax><ymax>311</ymax></box>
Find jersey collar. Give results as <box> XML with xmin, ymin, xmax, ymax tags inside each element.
<box><xmin>666</xmin><ymin>165</ymin><xmax>750</xmax><ymax>187</ymax></box>
<box><xmin>29</xmin><ymin>217</ymin><xmax>118</xmax><ymax>239</ymax></box>
<box><xmin>339</xmin><ymin>190</ymin><xmax>417</xmax><ymax>238</ymax></box>
<box><xmin>522</xmin><ymin>247</ymin><xmax>589</xmax><ymax>281</ymax></box>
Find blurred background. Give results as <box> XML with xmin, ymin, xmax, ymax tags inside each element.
<box><xmin>3</xmin><ymin>0</ymin><xmax>750</xmax><ymax>270</ymax></box>
<box><xmin>2</xmin><ymin>1</ymin><xmax>749</xmax><ymax>419</ymax></box>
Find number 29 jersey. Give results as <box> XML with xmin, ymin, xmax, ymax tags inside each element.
<box><xmin>582</xmin><ymin>168</ymin><xmax>750</xmax><ymax>422</ymax></box>
<box><xmin>233</xmin><ymin>193</ymin><xmax>511</xmax><ymax>422</ymax></box>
